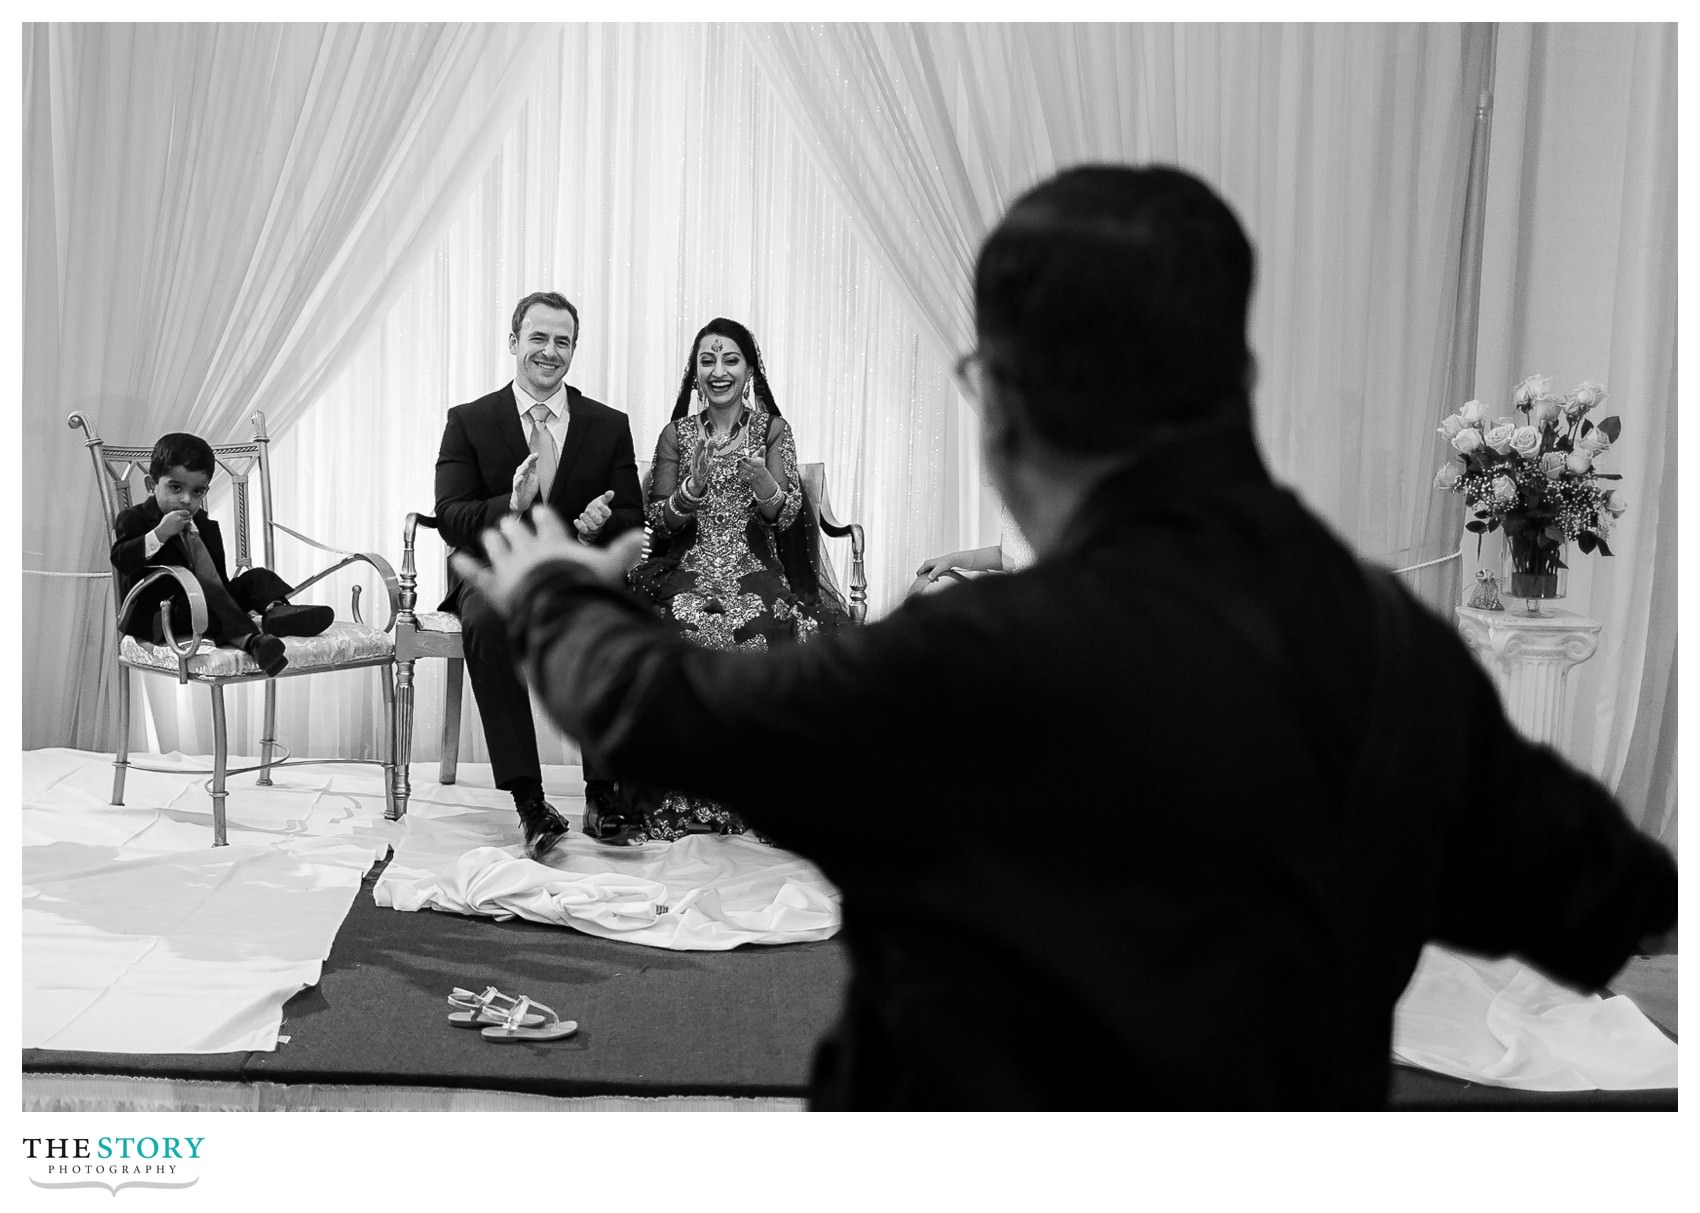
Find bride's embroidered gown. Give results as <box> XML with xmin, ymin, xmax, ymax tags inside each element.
<box><xmin>624</xmin><ymin>403</ymin><xmax>840</xmax><ymax>840</ymax></box>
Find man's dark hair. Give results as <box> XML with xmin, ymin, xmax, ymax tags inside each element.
<box><xmin>148</xmin><ymin>433</ymin><xmax>216</xmax><ymax>480</ymax></box>
<box><xmin>973</xmin><ymin>164</ymin><xmax>1255</xmax><ymax>454</ymax></box>
<box><xmin>511</xmin><ymin>291</ymin><xmax>580</xmax><ymax>341</ymax></box>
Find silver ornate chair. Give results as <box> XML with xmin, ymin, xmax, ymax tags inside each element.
<box><xmin>70</xmin><ymin>411</ymin><xmax>403</xmax><ymax>845</ymax></box>
<box><xmin>390</xmin><ymin>459</ymin><xmax>867</xmax><ymax>814</ymax></box>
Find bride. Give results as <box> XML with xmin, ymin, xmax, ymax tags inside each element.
<box><xmin>617</xmin><ymin>317</ymin><xmax>847</xmax><ymax>841</ymax></box>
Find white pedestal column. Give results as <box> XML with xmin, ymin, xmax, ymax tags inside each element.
<box><xmin>1454</xmin><ymin>605</ymin><xmax>1602</xmax><ymax>749</ymax></box>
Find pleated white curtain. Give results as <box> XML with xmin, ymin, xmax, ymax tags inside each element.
<box><xmin>745</xmin><ymin>23</ymin><xmax>1492</xmax><ymax>604</ymax></box>
<box><xmin>1470</xmin><ymin>23</ymin><xmax>1677</xmax><ymax>839</ymax></box>
<box><xmin>23</xmin><ymin>22</ymin><xmax>555</xmax><ymax>751</ymax></box>
<box><xmin>251</xmin><ymin>23</ymin><xmax>975</xmax><ymax>767</ymax></box>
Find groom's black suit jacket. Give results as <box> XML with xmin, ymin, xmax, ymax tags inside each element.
<box><xmin>434</xmin><ymin>382</ymin><xmax>644</xmax><ymax>613</ymax></box>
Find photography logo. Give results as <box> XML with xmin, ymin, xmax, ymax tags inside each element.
<box><xmin>23</xmin><ymin>1137</ymin><xmax>203</xmax><ymax>1196</ymax></box>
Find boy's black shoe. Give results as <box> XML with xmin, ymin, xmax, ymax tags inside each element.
<box><xmin>516</xmin><ymin>796</ymin><xmax>569</xmax><ymax>860</ymax></box>
<box><xmin>262</xmin><ymin>601</ymin><xmax>334</xmax><ymax>638</ymax></box>
<box><xmin>242</xmin><ymin>633</ymin><xmax>289</xmax><ymax>678</ymax></box>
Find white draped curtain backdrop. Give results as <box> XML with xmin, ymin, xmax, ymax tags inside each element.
<box><xmin>22</xmin><ymin>22</ymin><xmax>1675</xmax><ymax>842</ymax></box>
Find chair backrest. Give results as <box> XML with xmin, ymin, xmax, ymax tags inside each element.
<box><xmin>68</xmin><ymin>412</ymin><xmax>278</xmax><ymax>596</ymax></box>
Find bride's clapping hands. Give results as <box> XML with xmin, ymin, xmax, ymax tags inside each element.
<box><xmin>738</xmin><ymin>454</ymin><xmax>779</xmax><ymax>500</ymax></box>
<box><xmin>686</xmin><ymin>439</ymin><xmax>713</xmax><ymax>496</ymax></box>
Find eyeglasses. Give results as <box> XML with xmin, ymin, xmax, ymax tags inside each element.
<box><xmin>953</xmin><ymin>350</ymin><xmax>988</xmax><ymax>403</ymax></box>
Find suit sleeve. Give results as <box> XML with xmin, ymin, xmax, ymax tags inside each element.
<box><xmin>1430</xmin><ymin>647</ymin><xmax>1677</xmax><ymax>989</ymax></box>
<box><xmin>596</xmin><ymin>417</ymin><xmax>645</xmax><ymax>546</ymax></box>
<box><xmin>506</xmin><ymin>561</ymin><xmax>983</xmax><ymax>863</ymax></box>
<box><xmin>110</xmin><ymin>506</ymin><xmax>158</xmax><ymax>580</ymax></box>
<box><xmin>434</xmin><ymin>408</ymin><xmax>514</xmax><ymax>552</ymax></box>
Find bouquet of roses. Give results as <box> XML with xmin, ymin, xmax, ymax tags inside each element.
<box><xmin>1433</xmin><ymin>375</ymin><xmax>1627</xmax><ymax>595</ymax></box>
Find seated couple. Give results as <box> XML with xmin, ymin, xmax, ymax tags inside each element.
<box><xmin>111</xmin><ymin>433</ymin><xmax>333</xmax><ymax>677</ymax></box>
<box><xmin>434</xmin><ymin>296</ymin><xmax>849</xmax><ymax>858</ymax></box>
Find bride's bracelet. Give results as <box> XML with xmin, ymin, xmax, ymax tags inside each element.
<box><xmin>754</xmin><ymin>481</ymin><xmax>782</xmax><ymax>507</ymax></box>
<box><xmin>669</xmin><ymin>487</ymin><xmax>701</xmax><ymax>517</ymax></box>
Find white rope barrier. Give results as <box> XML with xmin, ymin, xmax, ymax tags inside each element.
<box><xmin>1391</xmin><ymin>547</ymin><xmax>1465</xmax><ymax>576</ymax></box>
<box><xmin>24</xmin><ymin>569</ymin><xmax>110</xmax><ymax>580</ymax></box>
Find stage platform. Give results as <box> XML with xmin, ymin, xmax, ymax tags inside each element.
<box><xmin>23</xmin><ymin>854</ymin><xmax>1677</xmax><ymax>1111</ymax></box>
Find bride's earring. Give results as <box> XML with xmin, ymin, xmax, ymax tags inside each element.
<box><xmin>742</xmin><ymin>377</ymin><xmax>752</xmax><ymax>404</ymax></box>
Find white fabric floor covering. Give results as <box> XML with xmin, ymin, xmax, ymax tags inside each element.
<box><xmin>1392</xmin><ymin>945</ymin><xmax>1677</xmax><ymax>1091</ymax></box>
<box><xmin>22</xmin><ymin>750</ymin><xmax>1674</xmax><ymax>1090</ymax></box>
<box><xmin>374</xmin><ymin>767</ymin><xmax>843</xmax><ymax>950</ymax></box>
<box><xmin>23</xmin><ymin>748</ymin><xmax>397</xmax><ymax>1054</ymax></box>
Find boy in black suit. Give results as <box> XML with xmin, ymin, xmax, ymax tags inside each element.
<box><xmin>110</xmin><ymin>432</ymin><xmax>331</xmax><ymax>677</ymax></box>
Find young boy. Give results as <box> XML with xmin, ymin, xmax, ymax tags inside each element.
<box><xmin>110</xmin><ymin>433</ymin><xmax>332</xmax><ymax>677</ymax></box>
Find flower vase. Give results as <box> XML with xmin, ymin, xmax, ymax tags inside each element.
<box><xmin>1501</xmin><ymin>535</ymin><xmax>1568</xmax><ymax>614</ymax></box>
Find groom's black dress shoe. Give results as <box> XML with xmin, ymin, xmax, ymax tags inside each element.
<box><xmin>516</xmin><ymin>796</ymin><xmax>569</xmax><ymax>860</ymax></box>
<box><xmin>583</xmin><ymin>782</ymin><xmax>646</xmax><ymax>846</ymax></box>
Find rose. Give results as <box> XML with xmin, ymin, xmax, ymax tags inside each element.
<box><xmin>1483</xmin><ymin>422</ymin><xmax>1517</xmax><ymax>455</ymax></box>
<box><xmin>1564</xmin><ymin>382</ymin><xmax>1606</xmax><ymax>423</ymax></box>
<box><xmin>1508</xmin><ymin>426</ymin><xmax>1542</xmax><ymax>459</ymax></box>
<box><xmin>1577</xmin><ymin>429</ymin><xmax>1612</xmax><ymax>456</ymax></box>
<box><xmin>1512</xmin><ymin>374</ymin><xmax>1552</xmax><ymax>410</ymax></box>
<box><xmin>1458</xmin><ymin>398</ymin><xmax>1487</xmax><ymax>426</ymax></box>
<box><xmin>1565</xmin><ymin>450</ymin><xmax>1593</xmax><ymax>474</ymax></box>
<box><xmin>1433</xmin><ymin>460</ymin><xmax>1464</xmax><ymax>490</ymax></box>
<box><xmin>1603</xmin><ymin>488</ymin><xmax>1628</xmax><ymax>517</ymax></box>
<box><xmin>1529</xmin><ymin>398</ymin><xmax>1562</xmax><ymax>428</ymax></box>
<box><xmin>1451</xmin><ymin>427</ymin><xmax>1484</xmax><ymax>455</ymax></box>
<box><xmin>1436</xmin><ymin>414</ymin><xmax>1465</xmax><ymax>439</ymax></box>
<box><xmin>1492</xmin><ymin>474</ymin><xmax>1518</xmax><ymax>504</ymax></box>
<box><xmin>1540</xmin><ymin>451</ymin><xmax>1568</xmax><ymax>480</ymax></box>
<box><xmin>1595</xmin><ymin>512</ymin><xmax>1616</xmax><ymax>538</ymax></box>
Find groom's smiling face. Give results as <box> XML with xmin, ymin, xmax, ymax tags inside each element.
<box><xmin>510</xmin><ymin>304</ymin><xmax>578</xmax><ymax>400</ymax></box>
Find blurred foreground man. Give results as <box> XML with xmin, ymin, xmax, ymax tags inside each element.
<box><xmin>455</xmin><ymin>166</ymin><xmax>1677</xmax><ymax>1109</ymax></box>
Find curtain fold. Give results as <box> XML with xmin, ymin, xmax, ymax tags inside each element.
<box><xmin>23</xmin><ymin>22</ymin><xmax>554</xmax><ymax>750</ymax></box>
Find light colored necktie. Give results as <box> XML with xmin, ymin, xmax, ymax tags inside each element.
<box><xmin>181</xmin><ymin>525</ymin><xmax>223</xmax><ymax>585</ymax></box>
<box><xmin>528</xmin><ymin>403</ymin><xmax>558</xmax><ymax>502</ymax></box>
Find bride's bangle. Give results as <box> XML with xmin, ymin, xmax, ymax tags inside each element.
<box><xmin>669</xmin><ymin>488</ymin><xmax>699</xmax><ymax>516</ymax></box>
<box><xmin>754</xmin><ymin>481</ymin><xmax>782</xmax><ymax>507</ymax></box>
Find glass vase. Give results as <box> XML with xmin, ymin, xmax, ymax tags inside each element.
<box><xmin>1501</xmin><ymin>533</ymin><xmax>1568</xmax><ymax>614</ymax></box>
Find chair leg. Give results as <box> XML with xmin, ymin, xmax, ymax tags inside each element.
<box><xmin>112</xmin><ymin>664</ymin><xmax>132</xmax><ymax>805</ymax></box>
<box><xmin>257</xmin><ymin>677</ymin><xmax>278</xmax><ymax>786</ymax></box>
<box><xmin>440</xmin><ymin>657</ymin><xmax>464</xmax><ymax>785</ymax></box>
<box><xmin>381</xmin><ymin>663</ymin><xmax>401</xmax><ymax>821</ymax></box>
<box><xmin>393</xmin><ymin>658</ymin><xmax>415</xmax><ymax>817</ymax></box>
<box><xmin>210</xmin><ymin>684</ymin><xmax>229</xmax><ymax>847</ymax></box>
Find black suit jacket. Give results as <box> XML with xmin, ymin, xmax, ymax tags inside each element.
<box><xmin>434</xmin><ymin>383</ymin><xmax>644</xmax><ymax>613</ymax></box>
<box><xmin>500</xmin><ymin>426</ymin><xmax>1676</xmax><ymax>1110</ymax></box>
<box><xmin>110</xmin><ymin>499</ymin><xmax>233</xmax><ymax>639</ymax></box>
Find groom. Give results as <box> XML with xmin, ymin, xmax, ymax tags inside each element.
<box><xmin>433</xmin><ymin>291</ymin><xmax>646</xmax><ymax>857</ymax></box>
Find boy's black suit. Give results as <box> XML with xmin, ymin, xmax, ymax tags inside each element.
<box><xmin>434</xmin><ymin>382</ymin><xmax>644</xmax><ymax>792</ymax></box>
<box><xmin>110</xmin><ymin>499</ymin><xmax>292</xmax><ymax>644</ymax></box>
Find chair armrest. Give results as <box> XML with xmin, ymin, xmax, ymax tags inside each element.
<box><xmin>270</xmin><ymin>521</ymin><xmax>401</xmax><ymax>634</ymax></box>
<box><xmin>813</xmin><ymin>505</ymin><xmax>867</xmax><ymax>625</ymax></box>
<box><xmin>117</xmin><ymin>565</ymin><xmax>209</xmax><ymax>659</ymax></box>
<box><xmin>398</xmin><ymin>513</ymin><xmax>445</xmax><ymax>626</ymax></box>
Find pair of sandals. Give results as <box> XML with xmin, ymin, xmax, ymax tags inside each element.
<box><xmin>447</xmin><ymin>986</ymin><xmax>579</xmax><ymax>1042</ymax></box>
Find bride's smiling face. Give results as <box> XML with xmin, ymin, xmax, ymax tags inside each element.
<box><xmin>695</xmin><ymin>335</ymin><xmax>750</xmax><ymax>408</ymax></box>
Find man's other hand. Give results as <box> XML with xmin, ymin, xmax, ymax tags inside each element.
<box><xmin>451</xmin><ymin>507</ymin><xmax>646</xmax><ymax>617</ymax></box>
<box><xmin>574</xmin><ymin>489</ymin><xmax>616</xmax><ymax>538</ymax></box>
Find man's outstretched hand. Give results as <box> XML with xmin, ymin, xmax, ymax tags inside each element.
<box><xmin>451</xmin><ymin>507</ymin><xmax>646</xmax><ymax>617</ymax></box>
